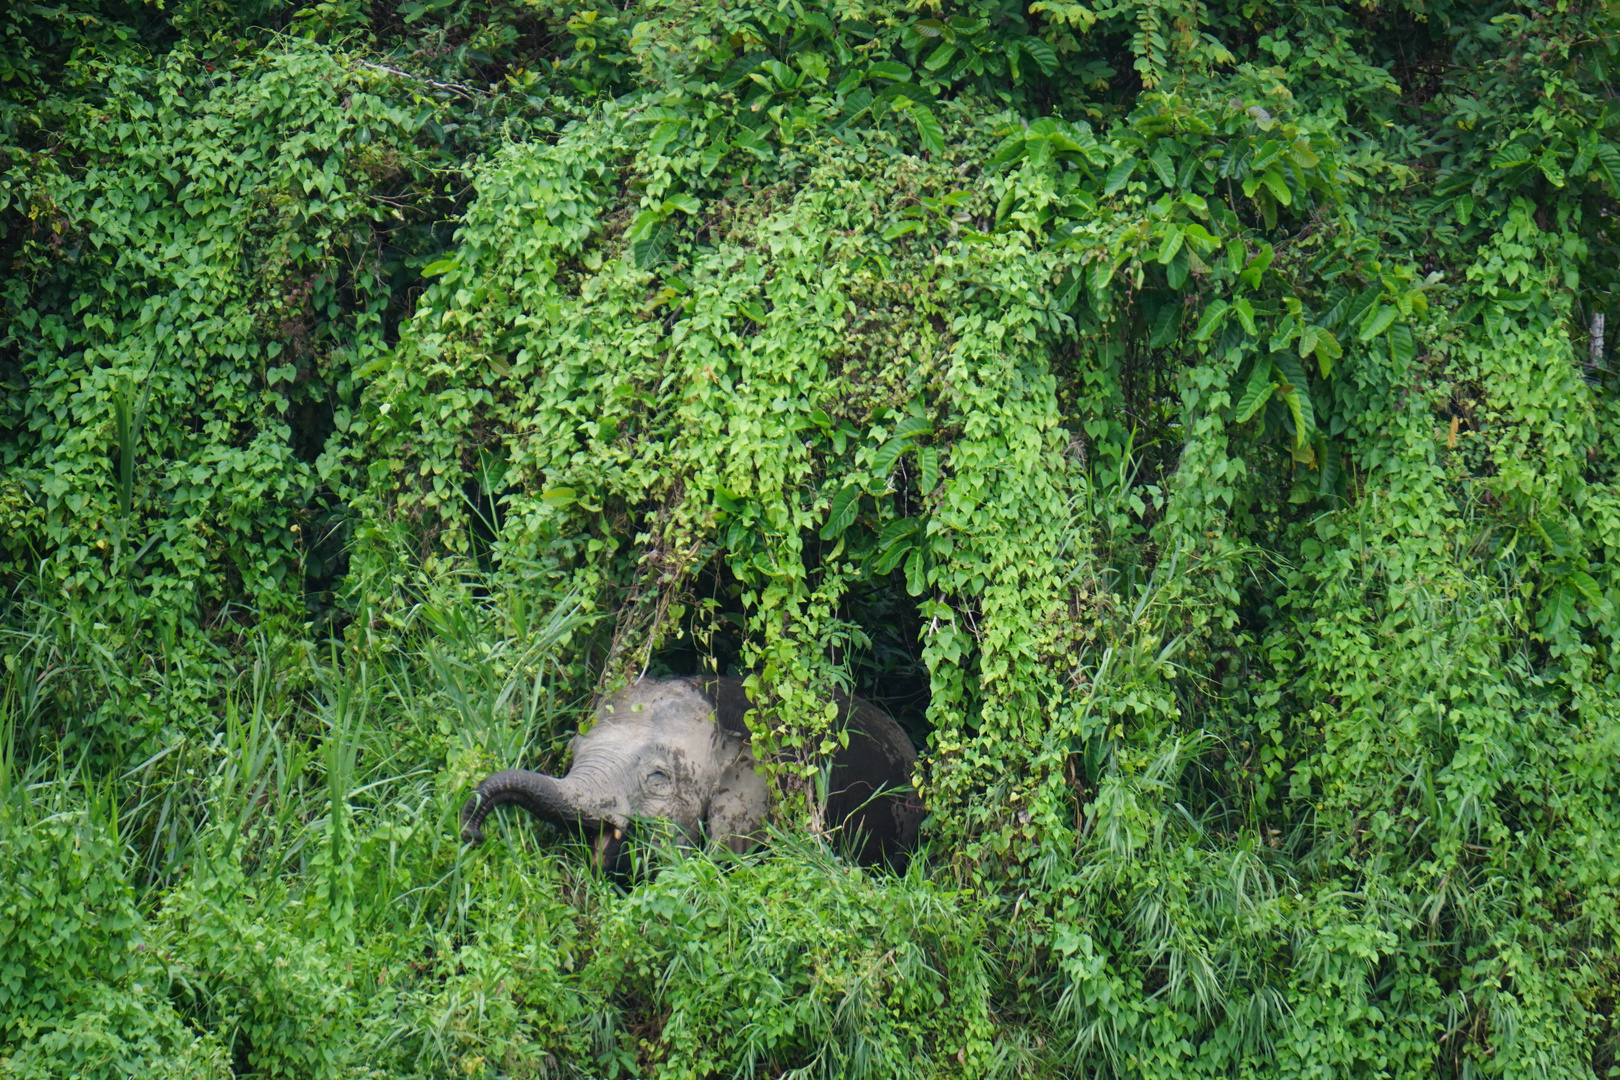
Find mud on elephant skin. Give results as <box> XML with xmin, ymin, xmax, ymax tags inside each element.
<box><xmin>459</xmin><ymin>676</ymin><xmax>923</xmax><ymax>871</ymax></box>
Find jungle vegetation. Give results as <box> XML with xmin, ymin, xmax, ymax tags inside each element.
<box><xmin>1</xmin><ymin>0</ymin><xmax>1617</xmax><ymax>1075</ymax></box>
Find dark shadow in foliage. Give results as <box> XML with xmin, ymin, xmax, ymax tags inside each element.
<box><xmin>654</xmin><ymin>555</ymin><xmax>933</xmax><ymax>750</ymax></box>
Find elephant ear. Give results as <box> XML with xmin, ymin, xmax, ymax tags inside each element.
<box><xmin>705</xmin><ymin>745</ymin><xmax>768</xmax><ymax>855</ymax></box>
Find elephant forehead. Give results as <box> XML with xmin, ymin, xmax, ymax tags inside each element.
<box><xmin>584</xmin><ymin>680</ymin><xmax>735</xmax><ymax>761</ymax></box>
<box><xmin>597</xmin><ymin>677</ymin><xmax>717</xmax><ymax>725</ymax></box>
<box><xmin>582</xmin><ymin>713</ymin><xmax>728</xmax><ymax>754</ymax></box>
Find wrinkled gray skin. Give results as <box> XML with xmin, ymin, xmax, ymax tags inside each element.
<box><xmin>460</xmin><ymin>676</ymin><xmax>922</xmax><ymax>871</ymax></box>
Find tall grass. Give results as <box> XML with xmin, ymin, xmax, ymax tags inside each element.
<box><xmin>0</xmin><ymin>560</ymin><xmax>1012</xmax><ymax>1080</ymax></box>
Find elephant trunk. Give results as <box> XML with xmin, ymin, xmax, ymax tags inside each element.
<box><xmin>460</xmin><ymin>769</ymin><xmax>583</xmax><ymax>846</ymax></box>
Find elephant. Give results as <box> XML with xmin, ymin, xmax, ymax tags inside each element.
<box><xmin>459</xmin><ymin>675</ymin><xmax>923</xmax><ymax>871</ymax></box>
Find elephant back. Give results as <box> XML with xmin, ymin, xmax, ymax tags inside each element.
<box><xmin>688</xmin><ymin>675</ymin><xmax>922</xmax><ymax>870</ymax></box>
<box><xmin>685</xmin><ymin>675</ymin><xmax>756</xmax><ymax>740</ymax></box>
<box><xmin>824</xmin><ymin>692</ymin><xmax>922</xmax><ymax>871</ymax></box>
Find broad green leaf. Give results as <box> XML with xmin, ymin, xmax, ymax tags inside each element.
<box><xmin>1257</xmin><ymin>185</ymin><xmax>1278</xmax><ymax>230</ymax></box>
<box><xmin>1388</xmin><ymin>322</ymin><xmax>1415</xmax><ymax>364</ymax></box>
<box><xmin>1491</xmin><ymin>141</ymin><xmax>1533</xmax><ymax>169</ymax></box>
<box><xmin>867</xmin><ymin>61</ymin><xmax>912</xmax><ymax>81</ymax></box>
<box><xmin>1090</xmin><ymin>257</ymin><xmax>1116</xmax><ymax>298</ymax></box>
<box><xmin>1535</xmin><ymin>517</ymin><xmax>1572</xmax><ymax>556</ymax></box>
<box><xmin>1027</xmin><ymin>132</ymin><xmax>1054</xmax><ymax>168</ymax></box>
<box><xmin>1104</xmin><ymin>158</ymin><xmax>1136</xmax><ymax>196</ymax></box>
<box><xmin>1343</xmin><ymin>287</ymin><xmax>1381</xmax><ymax>328</ymax></box>
<box><xmin>1318</xmin><ymin>285</ymin><xmax>1351</xmax><ymax>328</ymax></box>
<box><xmin>1250</xmin><ymin>138</ymin><xmax>1284</xmax><ymax>170</ymax></box>
<box><xmin>627</xmin><ymin>206</ymin><xmax>666</xmax><ymax>240</ymax></box>
<box><xmin>648</xmin><ymin>122</ymin><xmax>679</xmax><ymax>157</ymax></box>
<box><xmin>1147</xmin><ymin>150</ymin><xmax>1175</xmax><ymax>187</ymax></box>
<box><xmin>992</xmin><ymin>181</ymin><xmax>1019</xmax><ymax>224</ymax></box>
<box><xmin>987</xmin><ymin>133</ymin><xmax>1028</xmax><ymax>170</ymax></box>
<box><xmin>1234</xmin><ymin>297</ymin><xmax>1257</xmax><ymax>335</ymax></box>
<box><xmin>1050</xmin><ymin>128</ymin><xmax>1092</xmax><ymax>156</ymax></box>
<box><xmin>699</xmin><ymin>141</ymin><xmax>730</xmax><ymax>176</ymax></box>
<box><xmin>1359</xmin><ymin>302</ymin><xmax>1396</xmax><ymax>342</ymax></box>
<box><xmin>871</xmin><ymin>436</ymin><xmax>909</xmax><ymax>478</ymax></box>
<box><xmin>1570</xmin><ymin>570</ymin><xmax>1602</xmax><ymax>603</ymax></box>
<box><xmin>1317</xmin><ymin>439</ymin><xmax>1341</xmax><ymax>493</ymax></box>
<box><xmin>1181</xmin><ymin>221</ymin><xmax>1216</xmax><ymax>252</ymax></box>
<box><xmin>541</xmin><ymin>487</ymin><xmax>576</xmax><ymax>507</ymax></box>
<box><xmin>1156</xmin><ymin>224</ymin><xmax>1184</xmax><ymax>264</ymax></box>
<box><xmin>732</xmin><ymin>126</ymin><xmax>773</xmax><ymax>158</ymax></box>
<box><xmin>1266</xmin><ymin>371</ymin><xmax>1303</xmax><ymax>453</ymax></box>
<box><xmin>911</xmin><ymin>104</ymin><xmax>946</xmax><ymax>155</ymax></box>
<box><xmin>1572</xmin><ymin>134</ymin><xmax>1597</xmax><ymax>176</ymax></box>
<box><xmin>1165</xmin><ymin>246</ymin><xmax>1190</xmax><ymax>289</ymax></box>
<box><xmin>893</xmin><ymin>416</ymin><xmax>934</xmax><ymax>440</ymax></box>
<box><xmin>632</xmin><ymin>218</ymin><xmax>680</xmax><ymax>268</ymax></box>
<box><xmin>1297</xmin><ymin>324</ymin><xmax>1320</xmax><ymax>360</ymax></box>
<box><xmin>1592</xmin><ymin>141</ymin><xmax>1620</xmax><ymax>195</ymax></box>
<box><xmin>1238</xmin><ymin>243</ymin><xmax>1273</xmax><ymax>287</ymax></box>
<box><xmin>924</xmin><ymin>43</ymin><xmax>957</xmax><ymax>72</ymax></box>
<box><xmin>664</xmin><ymin>192</ymin><xmax>701</xmax><ymax>215</ymax></box>
<box><xmin>1281</xmin><ymin>387</ymin><xmax>1315</xmax><ymax>442</ymax></box>
<box><xmin>1272</xmin><ymin>353</ymin><xmax>1311</xmax><ymax>397</ymax></box>
<box><xmin>1539</xmin><ymin>581</ymin><xmax>1576</xmax><ymax>632</ymax></box>
<box><xmin>873</xmin><ymin>536</ymin><xmax>915</xmax><ymax>574</ymax></box>
<box><xmin>1312</xmin><ymin>328</ymin><xmax>1342</xmax><ymax>377</ymax></box>
<box><xmin>1020</xmin><ymin>37</ymin><xmax>1059</xmax><ymax>75</ymax></box>
<box><xmin>905</xmin><ymin>545</ymin><xmax>928</xmax><ymax>595</ymax></box>
<box><xmin>820</xmin><ymin>486</ymin><xmax>861</xmax><ymax>540</ymax></box>
<box><xmin>1537</xmin><ymin>148</ymin><xmax>1565</xmax><ymax>188</ymax></box>
<box><xmin>1234</xmin><ymin>359</ymin><xmax>1275</xmax><ymax>423</ymax></box>
<box><xmin>719</xmin><ymin>50</ymin><xmax>769</xmax><ymax>89</ymax></box>
<box><xmin>1148</xmin><ymin>302</ymin><xmax>1181</xmax><ymax>348</ymax></box>
<box><xmin>1192</xmin><ymin>299</ymin><xmax>1229</xmax><ymax>341</ymax></box>
<box><xmin>918</xmin><ymin>446</ymin><xmax>940</xmax><ymax>494</ymax></box>
<box><xmin>1290</xmin><ymin>426</ymin><xmax>1316</xmax><ymax>465</ymax></box>
<box><xmin>1225</xmin><ymin>240</ymin><xmax>1245</xmax><ymax>274</ymax></box>
<box><xmin>761</xmin><ymin>59</ymin><xmax>799</xmax><ymax>89</ymax></box>
<box><xmin>1054</xmin><ymin>268</ymin><xmax>1084</xmax><ymax>311</ymax></box>
<box><xmin>877</xmin><ymin>517</ymin><xmax>921</xmax><ymax>553</ymax></box>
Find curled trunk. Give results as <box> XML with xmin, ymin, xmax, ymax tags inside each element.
<box><xmin>459</xmin><ymin>769</ymin><xmax>581</xmax><ymax>845</ymax></box>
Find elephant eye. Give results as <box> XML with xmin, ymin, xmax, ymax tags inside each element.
<box><xmin>645</xmin><ymin>768</ymin><xmax>673</xmax><ymax>793</ymax></box>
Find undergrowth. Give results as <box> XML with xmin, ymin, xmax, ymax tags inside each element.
<box><xmin>4</xmin><ymin>0</ymin><xmax>1619</xmax><ymax>1075</ymax></box>
<box><xmin>0</xmin><ymin>570</ymin><xmax>1006</xmax><ymax>1079</ymax></box>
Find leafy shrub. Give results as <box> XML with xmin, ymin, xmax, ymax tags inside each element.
<box><xmin>4</xmin><ymin>0</ymin><xmax>1620</xmax><ymax>1076</ymax></box>
<box><xmin>0</xmin><ymin>814</ymin><xmax>226</xmax><ymax>1079</ymax></box>
<box><xmin>588</xmin><ymin>841</ymin><xmax>999</xmax><ymax>1078</ymax></box>
<box><xmin>362</xmin><ymin>853</ymin><xmax>610</xmax><ymax>1079</ymax></box>
<box><xmin>0</xmin><ymin>37</ymin><xmax>439</xmax><ymax>628</ymax></box>
<box><xmin>158</xmin><ymin>852</ymin><xmax>360</xmax><ymax>1080</ymax></box>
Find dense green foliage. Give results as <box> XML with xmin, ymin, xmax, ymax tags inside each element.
<box><xmin>3</xmin><ymin>0</ymin><xmax>1618</xmax><ymax>1075</ymax></box>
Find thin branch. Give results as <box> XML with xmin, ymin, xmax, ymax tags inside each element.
<box><xmin>365</xmin><ymin>192</ymin><xmax>419</xmax><ymax>209</ymax></box>
<box><xmin>352</xmin><ymin>59</ymin><xmax>484</xmax><ymax>100</ymax></box>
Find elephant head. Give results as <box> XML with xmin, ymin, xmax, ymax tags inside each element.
<box><xmin>459</xmin><ymin>675</ymin><xmax>922</xmax><ymax>870</ymax></box>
